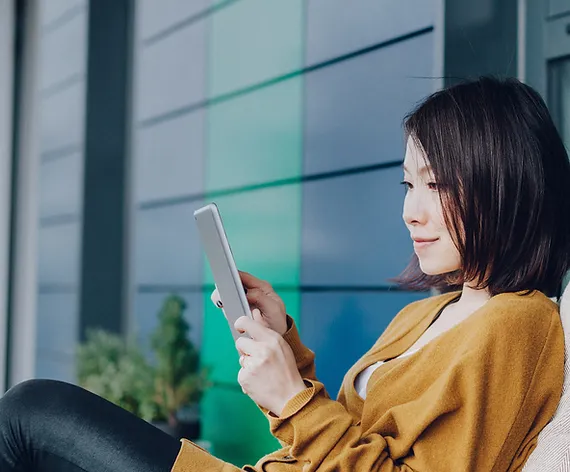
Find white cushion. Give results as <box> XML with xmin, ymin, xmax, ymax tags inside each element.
<box><xmin>523</xmin><ymin>284</ymin><xmax>570</xmax><ymax>471</ymax></box>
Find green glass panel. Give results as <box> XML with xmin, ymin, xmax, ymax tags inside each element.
<box><xmin>203</xmin><ymin>186</ymin><xmax>301</xmax><ymax>286</ymax></box>
<box><xmin>208</xmin><ymin>0</ymin><xmax>303</xmax><ymax>97</ymax></box>
<box><xmin>202</xmin><ymin>290</ymin><xmax>300</xmax><ymax>384</ymax></box>
<box><xmin>200</xmin><ymin>386</ymin><xmax>281</xmax><ymax>466</ymax></box>
<box><xmin>206</xmin><ymin>78</ymin><xmax>303</xmax><ymax>192</ymax></box>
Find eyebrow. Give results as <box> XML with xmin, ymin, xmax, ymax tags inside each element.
<box><xmin>402</xmin><ymin>164</ymin><xmax>432</xmax><ymax>176</ymax></box>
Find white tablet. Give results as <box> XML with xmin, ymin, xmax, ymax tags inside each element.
<box><xmin>194</xmin><ymin>203</ymin><xmax>252</xmax><ymax>340</ymax></box>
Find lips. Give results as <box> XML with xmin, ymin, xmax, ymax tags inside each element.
<box><xmin>412</xmin><ymin>237</ymin><xmax>439</xmax><ymax>243</ymax></box>
<box><xmin>412</xmin><ymin>237</ymin><xmax>439</xmax><ymax>250</ymax></box>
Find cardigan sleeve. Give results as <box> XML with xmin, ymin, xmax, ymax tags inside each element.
<box><xmin>281</xmin><ymin>315</ymin><xmax>318</xmax><ymax>381</ymax></box>
<box><xmin>258</xmin><ymin>304</ymin><xmax>563</xmax><ymax>472</ymax></box>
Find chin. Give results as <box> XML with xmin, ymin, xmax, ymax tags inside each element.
<box><xmin>417</xmin><ymin>258</ymin><xmax>458</xmax><ymax>276</ymax></box>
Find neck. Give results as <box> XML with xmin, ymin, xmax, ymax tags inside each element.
<box><xmin>456</xmin><ymin>283</ymin><xmax>492</xmax><ymax>310</ymax></box>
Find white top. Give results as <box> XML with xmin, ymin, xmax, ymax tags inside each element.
<box><xmin>355</xmin><ymin>348</ymin><xmax>421</xmax><ymax>399</ymax></box>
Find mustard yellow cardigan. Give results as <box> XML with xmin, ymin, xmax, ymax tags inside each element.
<box><xmin>171</xmin><ymin>290</ymin><xmax>564</xmax><ymax>471</ymax></box>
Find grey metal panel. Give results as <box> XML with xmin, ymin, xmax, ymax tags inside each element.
<box><xmin>134</xmin><ymin>202</ymin><xmax>204</xmax><ymax>286</ymax></box>
<box><xmin>133</xmin><ymin>292</ymin><xmax>203</xmax><ymax>358</ymax></box>
<box><xmin>300</xmin><ymin>291</ymin><xmax>427</xmax><ymax>397</ymax></box>
<box><xmin>304</xmin><ymin>33</ymin><xmax>434</xmax><ymax>175</ymax></box>
<box><xmin>135</xmin><ymin>20</ymin><xmax>207</xmax><ymax>121</ymax></box>
<box><xmin>38</xmin><ymin>223</ymin><xmax>80</xmax><ymax>285</ymax></box>
<box><xmin>39</xmin><ymin>11</ymin><xmax>87</xmax><ymax>90</ymax></box>
<box><xmin>545</xmin><ymin>15</ymin><xmax>570</xmax><ymax>59</ymax></box>
<box><xmin>137</xmin><ymin>0</ymin><xmax>211</xmax><ymax>40</ymax></box>
<box><xmin>134</xmin><ymin>110</ymin><xmax>205</xmax><ymax>203</ymax></box>
<box><xmin>301</xmin><ymin>167</ymin><xmax>412</xmax><ymax>286</ymax></box>
<box><xmin>36</xmin><ymin>292</ymin><xmax>78</xmax><ymax>356</ymax></box>
<box><xmin>39</xmin><ymin>81</ymin><xmax>85</xmax><ymax>152</ymax></box>
<box><xmin>39</xmin><ymin>154</ymin><xmax>82</xmax><ymax>218</ymax></box>
<box><xmin>306</xmin><ymin>0</ymin><xmax>434</xmax><ymax>65</ymax></box>
<box><xmin>550</xmin><ymin>0</ymin><xmax>570</xmax><ymax>17</ymax></box>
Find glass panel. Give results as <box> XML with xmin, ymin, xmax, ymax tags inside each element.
<box><xmin>301</xmin><ymin>167</ymin><xmax>411</xmax><ymax>286</ymax></box>
<box><xmin>134</xmin><ymin>110</ymin><xmax>205</xmax><ymax>203</ymax></box>
<box><xmin>39</xmin><ymin>81</ymin><xmax>85</xmax><ymax>153</ymax></box>
<box><xmin>201</xmin><ymin>290</ymin><xmax>299</xmax><ymax>384</ymax></box>
<box><xmin>550</xmin><ymin>0</ymin><xmax>570</xmax><ymax>17</ymax></box>
<box><xmin>306</xmin><ymin>0</ymin><xmax>434</xmax><ymax>65</ymax></box>
<box><xmin>39</xmin><ymin>9</ymin><xmax>87</xmax><ymax>90</ymax></box>
<box><xmin>208</xmin><ymin>0</ymin><xmax>303</xmax><ymax>97</ymax></box>
<box><xmin>135</xmin><ymin>19</ymin><xmax>207</xmax><ymax>121</ymax></box>
<box><xmin>35</xmin><ymin>353</ymin><xmax>75</xmax><ymax>383</ymax></box>
<box><xmin>200</xmin><ymin>386</ymin><xmax>281</xmax><ymax>466</ymax></box>
<box><xmin>300</xmin><ymin>291</ymin><xmax>427</xmax><ymax>396</ymax></box>
<box><xmin>548</xmin><ymin>57</ymin><xmax>570</xmax><ymax>292</ymax></box>
<box><xmin>36</xmin><ymin>292</ymin><xmax>78</xmax><ymax>356</ymax></box>
<box><xmin>134</xmin><ymin>201</ymin><xmax>204</xmax><ymax>286</ymax></box>
<box><xmin>304</xmin><ymin>33</ymin><xmax>434</xmax><ymax>174</ymax></box>
<box><xmin>206</xmin><ymin>78</ymin><xmax>303</xmax><ymax>192</ymax></box>
<box><xmin>137</xmin><ymin>0</ymin><xmax>210</xmax><ymax>40</ymax></box>
<box><xmin>40</xmin><ymin>0</ymin><xmax>87</xmax><ymax>27</ymax></box>
<box><xmin>38</xmin><ymin>223</ymin><xmax>81</xmax><ymax>286</ymax></box>
<box><xmin>203</xmin><ymin>186</ymin><xmax>302</xmax><ymax>286</ymax></box>
<box><xmin>39</xmin><ymin>154</ymin><xmax>82</xmax><ymax>218</ymax></box>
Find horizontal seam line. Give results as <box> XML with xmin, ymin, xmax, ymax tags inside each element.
<box><xmin>137</xmin><ymin>26</ymin><xmax>434</xmax><ymax>128</ymax></box>
<box><xmin>137</xmin><ymin>160</ymin><xmax>403</xmax><ymax>210</ymax></box>
<box><xmin>141</xmin><ymin>0</ymin><xmax>242</xmax><ymax>47</ymax></box>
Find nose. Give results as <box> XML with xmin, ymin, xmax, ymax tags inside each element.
<box><xmin>402</xmin><ymin>188</ymin><xmax>428</xmax><ymax>227</ymax></box>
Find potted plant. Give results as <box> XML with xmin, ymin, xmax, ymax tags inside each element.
<box><xmin>76</xmin><ymin>294</ymin><xmax>211</xmax><ymax>440</ymax></box>
<box><xmin>149</xmin><ymin>295</ymin><xmax>211</xmax><ymax>438</ymax></box>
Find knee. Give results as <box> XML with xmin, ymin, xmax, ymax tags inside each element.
<box><xmin>0</xmin><ymin>379</ymin><xmax>75</xmax><ymax>419</ymax></box>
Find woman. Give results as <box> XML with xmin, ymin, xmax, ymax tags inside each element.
<box><xmin>1</xmin><ymin>76</ymin><xmax>569</xmax><ymax>472</ymax></box>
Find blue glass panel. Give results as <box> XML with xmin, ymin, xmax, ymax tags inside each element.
<box><xmin>38</xmin><ymin>222</ymin><xmax>81</xmax><ymax>286</ymax></box>
<box><xmin>137</xmin><ymin>0</ymin><xmax>210</xmax><ymax>40</ymax></box>
<box><xmin>40</xmin><ymin>81</ymin><xmax>85</xmax><ymax>153</ymax></box>
<box><xmin>36</xmin><ymin>292</ymin><xmax>78</xmax><ymax>356</ymax></box>
<box><xmin>40</xmin><ymin>11</ymin><xmax>87</xmax><ymax>90</ymax></box>
<box><xmin>41</xmin><ymin>0</ymin><xmax>87</xmax><ymax>27</ymax></box>
<box><xmin>134</xmin><ymin>201</ymin><xmax>204</xmax><ymax>286</ymax></box>
<box><xmin>304</xmin><ymin>33</ymin><xmax>435</xmax><ymax>174</ymax></box>
<box><xmin>35</xmin><ymin>352</ymin><xmax>75</xmax><ymax>383</ymax></box>
<box><xmin>136</xmin><ymin>20</ymin><xmax>207</xmax><ymax>121</ymax></box>
<box><xmin>301</xmin><ymin>167</ymin><xmax>412</xmax><ymax>285</ymax></box>
<box><xmin>134</xmin><ymin>110</ymin><xmax>205</xmax><ymax>203</ymax></box>
<box><xmin>39</xmin><ymin>153</ymin><xmax>82</xmax><ymax>218</ymax></box>
<box><xmin>300</xmin><ymin>290</ymin><xmax>427</xmax><ymax>396</ymax></box>
<box><xmin>306</xmin><ymin>0</ymin><xmax>435</xmax><ymax>65</ymax></box>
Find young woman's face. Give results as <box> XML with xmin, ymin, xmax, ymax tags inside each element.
<box><xmin>402</xmin><ymin>137</ymin><xmax>461</xmax><ymax>275</ymax></box>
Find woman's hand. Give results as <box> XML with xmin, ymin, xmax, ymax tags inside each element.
<box><xmin>234</xmin><ymin>314</ymin><xmax>307</xmax><ymax>416</ymax></box>
<box><xmin>211</xmin><ymin>271</ymin><xmax>288</xmax><ymax>336</ymax></box>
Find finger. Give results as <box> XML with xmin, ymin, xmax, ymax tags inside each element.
<box><xmin>234</xmin><ymin>316</ymin><xmax>275</xmax><ymax>341</ymax></box>
<box><xmin>239</xmin><ymin>271</ymin><xmax>272</xmax><ymax>292</ymax></box>
<box><xmin>235</xmin><ymin>335</ymin><xmax>263</xmax><ymax>356</ymax></box>
<box><xmin>210</xmin><ymin>288</ymin><xmax>223</xmax><ymax>308</ymax></box>
<box><xmin>246</xmin><ymin>289</ymin><xmax>279</xmax><ymax>316</ymax></box>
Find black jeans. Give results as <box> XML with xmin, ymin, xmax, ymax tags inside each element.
<box><xmin>0</xmin><ymin>379</ymin><xmax>181</xmax><ymax>472</ymax></box>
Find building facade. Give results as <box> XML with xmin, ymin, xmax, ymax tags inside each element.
<box><xmin>0</xmin><ymin>0</ymin><xmax>569</xmax><ymax>466</ymax></box>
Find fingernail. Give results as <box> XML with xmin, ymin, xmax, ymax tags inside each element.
<box><xmin>216</xmin><ymin>300</ymin><xmax>223</xmax><ymax>308</ymax></box>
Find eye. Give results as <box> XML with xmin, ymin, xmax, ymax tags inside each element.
<box><xmin>427</xmin><ymin>182</ymin><xmax>439</xmax><ymax>191</ymax></box>
<box><xmin>400</xmin><ymin>180</ymin><xmax>413</xmax><ymax>191</ymax></box>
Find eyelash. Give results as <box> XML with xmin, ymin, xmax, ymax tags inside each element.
<box><xmin>400</xmin><ymin>181</ymin><xmax>439</xmax><ymax>191</ymax></box>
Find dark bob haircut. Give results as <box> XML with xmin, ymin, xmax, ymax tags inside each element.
<box><xmin>395</xmin><ymin>76</ymin><xmax>570</xmax><ymax>298</ymax></box>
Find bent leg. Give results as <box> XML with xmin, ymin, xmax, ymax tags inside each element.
<box><xmin>0</xmin><ymin>379</ymin><xmax>181</xmax><ymax>472</ymax></box>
